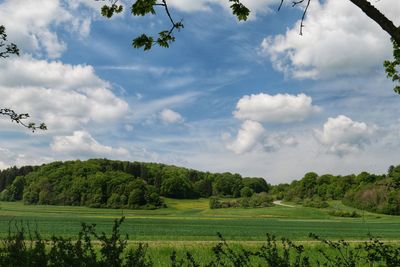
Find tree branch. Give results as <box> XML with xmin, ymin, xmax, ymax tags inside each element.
<box><xmin>0</xmin><ymin>108</ymin><xmax>47</xmax><ymax>132</ymax></box>
<box><xmin>349</xmin><ymin>0</ymin><xmax>400</xmax><ymax>45</ymax></box>
<box><xmin>292</xmin><ymin>0</ymin><xmax>311</xmax><ymax>36</ymax></box>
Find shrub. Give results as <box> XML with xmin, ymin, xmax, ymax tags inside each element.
<box><xmin>209</xmin><ymin>197</ymin><xmax>221</xmax><ymax>209</ymax></box>
<box><xmin>2</xmin><ymin>218</ymin><xmax>400</xmax><ymax>266</ymax></box>
<box><xmin>302</xmin><ymin>198</ymin><xmax>329</xmax><ymax>208</ymax></box>
<box><xmin>328</xmin><ymin>210</ymin><xmax>361</xmax><ymax>218</ymax></box>
<box><xmin>0</xmin><ymin>217</ymin><xmax>152</xmax><ymax>267</ymax></box>
<box><xmin>240</xmin><ymin>186</ymin><xmax>254</xmax><ymax>198</ymax></box>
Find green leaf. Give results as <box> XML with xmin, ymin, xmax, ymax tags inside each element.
<box><xmin>132</xmin><ymin>34</ymin><xmax>154</xmax><ymax>51</ymax></box>
<box><xmin>131</xmin><ymin>0</ymin><xmax>157</xmax><ymax>16</ymax></box>
<box><xmin>384</xmin><ymin>39</ymin><xmax>400</xmax><ymax>94</ymax></box>
<box><xmin>101</xmin><ymin>4</ymin><xmax>123</xmax><ymax>18</ymax></box>
<box><xmin>229</xmin><ymin>0</ymin><xmax>250</xmax><ymax>21</ymax></box>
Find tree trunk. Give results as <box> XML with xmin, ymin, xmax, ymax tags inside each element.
<box><xmin>349</xmin><ymin>0</ymin><xmax>400</xmax><ymax>44</ymax></box>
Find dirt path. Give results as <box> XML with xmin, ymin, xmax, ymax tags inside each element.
<box><xmin>273</xmin><ymin>200</ymin><xmax>295</xmax><ymax>208</ymax></box>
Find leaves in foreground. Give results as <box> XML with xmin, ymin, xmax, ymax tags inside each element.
<box><xmin>1</xmin><ymin>217</ymin><xmax>400</xmax><ymax>266</ymax></box>
<box><xmin>384</xmin><ymin>39</ymin><xmax>400</xmax><ymax>94</ymax></box>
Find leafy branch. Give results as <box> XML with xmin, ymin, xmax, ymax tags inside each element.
<box><xmin>0</xmin><ymin>108</ymin><xmax>47</xmax><ymax>132</ymax></box>
<box><xmin>98</xmin><ymin>0</ymin><xmax>184</xmax><ymax>50</ymax></box>
<box><xmin>98</xmin><ymin>0</ymin><xmax>251</xmax><ymax>50</ymax></box>
<box><xmin>384</xmin><ymin>39</ymin><xmax>400</xmax><ymax>94</ymax></box>
<box><xmin>0</xmin><ymin>25</ymin><xmax>19</xmax><ymax>58</ymax></box>
<box><xmin>0</xmin><ymin>26</ymin><xmax>46</xmax><ymax>132</ymax></box>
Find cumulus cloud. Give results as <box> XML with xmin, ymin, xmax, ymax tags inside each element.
<box><xmin>261</xmin><ymin>0</ymin><xmax>400</xmax><ymax>79</ymax></box>
<box><xmin>314</xmin><ymin>115</ymin><xmax>377</xmax><ymax>156</ymax></box>
<box><xmin>0</xmin><ymin>56</ymin><xmax>107</xmax><ymax>90</ymax></box>
<box><xmin>264</xmin><ymin>133</ymin><xmax>298</xmax><ymax>152</ymax></box>
<box><xmin>0</xmin><ymin>56</ymin><xmax>129</xmax><ymax>133</ymax></box>
<box><xmin>234</xmin><ymin>93</ymin><xmax>320</xmax><ymax>123</ymax></box>
<box><xmin>0</xmin><ymin>147</ymin><xmax>54</xmax><ymax>169</ymax></box>
<box><xmin>226</xmin><ymin>120</ymin><xmax>266</xmax><ymax>154</ymax></box>
<box><xmin>225</xmin><ymin>120</ymin><xmax>298</xmax><ymax>154</ymax></box>
<box><xmin>51</xmin><ymin>131</ymin><xmax>129</xmax><ymax>157</ymax></box>
<box><xmin>0</xmin><ymin>0</ymin><xmax>95</xmax><ymax>58</ymax></box>
<box><xmin>160</xmin><ymin>108</ymin><xmax>184</xmax><ymax>124</ymax></box>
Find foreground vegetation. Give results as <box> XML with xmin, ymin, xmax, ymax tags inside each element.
<box><xmin>2</xmin><ymin>216</ymin><xmax>400</xmax><ymax>267</ymax></box>
<box><xmin>1</xmin><ymin>198</ymin><xmax>400</xmax><ymax>265</ymax></box>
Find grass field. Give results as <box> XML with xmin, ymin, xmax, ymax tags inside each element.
<box><xmin>2</xmin><ymin>199</ymin><xmax>400</xmax><ymax>266</ymax></box>
<box><xmin>1</xmin><ymin>198</ymin><xmax>400</xmax><ymax>242</ymax></box>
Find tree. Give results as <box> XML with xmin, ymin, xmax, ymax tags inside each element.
<box><xmin>384</xmin><ymin>39</ymin><xmax>400</xmax><ymax>94</ymax></box>
<box><xmin>98</xmin><ymin>0</ymin><xmax>400</xmax><ymax>93</ymax></box>
<box><xmin>160</xmin><ymin>176</ymin><xmax>194</xmax><ymax>198</ymax></box>
<box><xmin>0</xmin><ymin>25</ymin><xmax>46</xmax><ymax>131</ymax></box>
<box><xmin>98</xmin><ymin>0</ymin><xmax>399</xmax><ymax>48</ymax></box>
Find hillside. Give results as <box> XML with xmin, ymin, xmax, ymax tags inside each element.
<box><xmin>273</xmin><ymin>165</ymin><xmax>400</xmax><ymax>215</ymax></box>
<box><xmin>0</xmin><ymin>159</ymin><xmax>269</xmax><ymax>209</ymax></box>
<box><xmin>1</xmin><ymin>159</ymin><xmax>400</xmax><ymax>215</ymax></box>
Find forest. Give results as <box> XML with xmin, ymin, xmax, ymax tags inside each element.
<box><xmin>0</xmin><ymin>158</ymin><xmax>399</xmax><ymax>215</ymax></box>
<box><xmin>0</xmin><ymin>159</ymin><xmax>269</xmax><ymax>209</ymax></box>
<box><xmin>273</xmin><ymin>165</ymin><xmax>400</xmax><ymax>215</ymax></box>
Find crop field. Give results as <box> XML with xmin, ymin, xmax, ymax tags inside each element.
<box><xmin>1</xmin><ymin>199</ymin><xmax>400</xmax><ymax>242</ymax></box>
<box><xmin>1</xmin><ymin>199</ymin><xmax>400</xmax><ymax>266</ymax></box>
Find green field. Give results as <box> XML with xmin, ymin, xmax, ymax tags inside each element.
<box><xmin>1</xmin><ymin>199</ymin><xmax>400</xmax><ymax>266</ymax></box>
<box><xmin>1</xmin><ymin>198</ymin><xmax>400</xmax><ymax>242</ymax></box>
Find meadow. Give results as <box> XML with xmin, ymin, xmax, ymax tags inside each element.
<box><xmin>1</xmin><ymin>199</ymin><xmax>400</xmax><ymax>266</ymax></box>
<box><xmin>1</xmin><ymin>198</ymin><xmax>400</xmax><ymax>241</ymax></box>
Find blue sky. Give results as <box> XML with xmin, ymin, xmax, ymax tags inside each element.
<box><xmin>0</xmin><ymin>0</ymin><xmax>399</xmax><ymax>183</ymax></box>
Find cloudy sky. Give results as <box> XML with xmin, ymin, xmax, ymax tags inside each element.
<box><xmin>0</xmin><ymin>0</ymin><xmax>399</xmax><ymax>184</ymax></box>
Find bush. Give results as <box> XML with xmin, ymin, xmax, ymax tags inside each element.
<box><xmin>302</xmin><ymin>198</ymin><xmax>329</xmax><ymax>208</ymax></box>
<box><xmin>328</xmin><ymin>210</ymin><xmax>361</xmax><ymax>218</ymax></box>
<box><xmin>240</xmin><ymin>186</ymin><xmax>254</xmax><ymax>198</ymax></box>
<box><xmin>2</xmin><ymin>218</ymin><xmax>400</xmax><ymax>266</ymax></box>
<box><xmin>209</xmin><ymin>197</ymin><xmax>221</xmax><ymax>209</ymax></box>
<box><xmin>248</xmin><ymin>192</ymin><xmax>273</xmax><ymax>208</ymax></box>
<box><xmin>0</xmin><ymin>217</ymin><xmax>152</xmax><ymax>267</ymax></box>
<box><xmin>209</xmin><ymin>193</ymin><xmax>273</xmax><ymax>209</ymax></box>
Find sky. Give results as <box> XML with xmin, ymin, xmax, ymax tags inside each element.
<box><xmin>0</xmin><ymin>0</ymin><xmax>399</xmax><ymax>184</ymax></box>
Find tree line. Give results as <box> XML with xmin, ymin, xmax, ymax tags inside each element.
<box><xmin>273</xmin><ymin>164</ymin><xmax>400</xmax><ymax>215</ymax></box>
<box><xmin>0</xmin><ymin>159</ymin><xmax>270</xmax><ymax>209</ymax></box>
<box><xmin>1</xmin><ymin>158</ymin><xmax>400</xmax><ymax>215</ymax></box>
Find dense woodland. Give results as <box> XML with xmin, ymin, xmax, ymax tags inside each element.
<box><xmin>0</xmin><ymin>159</ymin><xmax>269</xmax><ymax>209</ymax></box>
<box><xmin>272</xmin><ymin>165</ymin><xmax>400</xmax><ymax>215</ymax></box>
<box><xmin>1</xmin><ymin>159</ymin><xmax>400</xmax><ymax>215</ymax></box>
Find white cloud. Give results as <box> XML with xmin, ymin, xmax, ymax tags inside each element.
<box><xmin>264</xmin><ymin>133</ymin><xmax>298</xmax><ymax>152</ymax></box>
<box><xmin>234</xmin><ymin>93</ymin><xmax>320</xmax><ymax>123</ymax></box>
<box><xmin>132</xmin><ymin>92</ymin><xmax>199</xmax><ymax>121</ymax></box>
<box><xmin>226</xmin><ymin>120</ymin><xmax>266</xmax><ymax>154</ymax></box>
<box><xmin>261</xmin><ymin>0</ymin><xmax>400</xmax><ymax>79</ymax></box>
<box><xmin>51</xmin><ymin>130</ymin><xmax>129</xmax><ymax>157</ymax></box>
<box><xmin>0</xmin><ymin>0</ymin><xmax>95</xmax><ymax>58</ymax></box>
<box><xmin>0</xmin><ymin>56</ymin><xmax>129</xmax><ymax>133</ymax></box>
<box><xmin>0</xmin><ymin>147</ymin><xmax>54</xmax><ymax>169</ymax></box>
<box><xmin>160</xmin><ymin>108</ymin><xmax>184</xmax><ymax>124</ymax></box>
<box><xmin>225</xmin><ymin>120</ymin><xmax>299</xmax><ymax>154</ymax></box>
<box><xmin>0</xmin><ymin>55</ymin><xmax>107</xmax><ymax>90</ymax></box>
<box><xmin>314</xmin><ymin>115</ymin><xmax>377</xmax><ymax>155</ymax></box>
